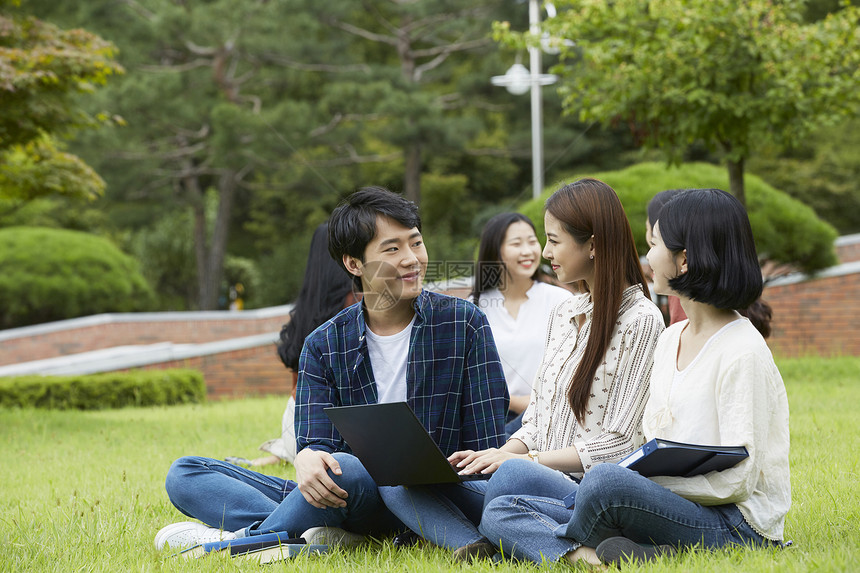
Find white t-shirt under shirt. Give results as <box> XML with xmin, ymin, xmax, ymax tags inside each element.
<box><xmin>473</xmin><ymin>282</ymin><xmax>573</xmax><ymax>397</ymax></box>
<box><xmin>365</xmin><ymin>315</ymin><xmax>416</xmax><ymax>404</ymax></box>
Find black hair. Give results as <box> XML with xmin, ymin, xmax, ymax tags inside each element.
<box><xmin>328</xmin><ymin>186</ymin><xmax>422</xmax><ymax>290</ymax></box>
<box><xmin>277</xmin><ymin>223</ymin><xmax>354</xmax><ymax>370</ymax></box>
<box><xmin>658</xmin><ymin>188</ymin><xmax>763</xmax><ymax>310</ymax></box>
<box><xmin>739</xmin><ymin>298</ymin><xmax>773</xmax><ymax>339</ymax></box>
<box><xmin>647</xmin><ymin>189</ymin><xmax>686</xmax><ymax>228</ymax></box>
<box><xmin>471</xmin><ymin>212</ymin><xmax>546</xmax><ymax>306</ymax></box>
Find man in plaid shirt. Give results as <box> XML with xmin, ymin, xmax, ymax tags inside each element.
<box><xmin>155</xmin><ymin>186</ymin><xmax>508</xmax><ymax>551</ymax></box>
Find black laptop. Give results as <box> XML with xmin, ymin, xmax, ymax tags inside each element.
<box><xmin>324</xmin><ymin>402</ymin><xmax>491</xmax><ymax>486</ymax></box>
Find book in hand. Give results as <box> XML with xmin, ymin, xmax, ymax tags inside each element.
<box><xmin>178</xmin><ymin>531</ymin><xmax>321</xmax><ymax>561</ymax></box>
<box><xmin>618</xmin><ymin>438</ymin><xmax>749</xmax><ymax>478</ymax></box>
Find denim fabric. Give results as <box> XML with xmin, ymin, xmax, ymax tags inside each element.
<box><xmin>379</xmin><ymin>480</ymin><xmax>488</xmax><ymax>550</ymax></box>
<box><xmin>480</xmin><ymin>461</ymin><xmax>774</xmax><ymax>564</ymax></box>
<box><xmin>165</xmin><ymin>453</ymin><xmax>401</xmax><ymax>537</ymax></box>
<box><xmin>479</xmin><ymin>458</ymin><xmax>579</xmax><ymax>562</ymax></box>
<box><xmin>483</xmin><ymin>458</ymin><xmax>579</xmax><ymax>505</ymax></box>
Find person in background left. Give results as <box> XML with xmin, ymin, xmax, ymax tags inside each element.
<box><xmin>470</xmin><ymin>212</ymin><xmax>572</xmax><ymax>438</ymax></box>
<box><xmin>225</xmin><ymin>222</ymin><xmax>359</xmax><ymax>468</ymax></box>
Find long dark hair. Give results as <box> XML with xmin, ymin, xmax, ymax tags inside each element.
<box><xmin>277</xmin><ymin>223</ymin><xmax>355</xmax><ymax>371</ymax></box>
<box><xmin>471</xmin><ymin>212</ymin><xmax>547</xmax><ymax>306</ymax></box>
<box><xmin>545</xmin><ymin>178</ymin><xmax>649</xmax><ymax>423</ymax></box>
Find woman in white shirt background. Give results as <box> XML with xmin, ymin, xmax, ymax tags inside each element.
<box><xmin>379</xmin><ymin>178</ymin><xmax>665</xmax><ymax>560</ymax></box>
<box><xmin>470</xmin><ymin>212</ymin><xmax>573</xmax><ymax>437</ymax></box>
<box><xmin>480</xmin><ymin>188</ymin><xmax>790</xmax><ymax>566</ymax></box>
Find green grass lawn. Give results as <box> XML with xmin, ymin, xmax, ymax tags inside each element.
<box><xmin>2</xmin><ymin>356</ymin><xmax>858</xmax><ymax>572</ymax></box>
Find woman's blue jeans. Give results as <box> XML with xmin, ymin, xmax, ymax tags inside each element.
<box><xmin>480</xmin><ymin>459</ymin><xmax>774</xmax><ymax>564</ymax></box>
<box><xmin>379</xmin><ymin>480</ymin><xmax>488</xmax><ymax>550</ymax></box>
<box><xmin>164</xmin><ymin>454</ymin><xmax>401</xmax><ymax>537</ymax></box>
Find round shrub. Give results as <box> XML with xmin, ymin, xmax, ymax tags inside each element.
<box><xmin>520</xmin><ymin>162</ymin><xmax>839</xmax><ymax>274</ymax></box>
<box><xmin>0</xmin><ymin>226</ymin><xmax>154</xmax><ymax>328</ymax></box>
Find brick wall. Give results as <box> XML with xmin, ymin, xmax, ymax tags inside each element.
<box><xmin>134</xmin><ymin>344</ymin><xmax>296</xmax><ymax>399</ymax></box>
<box><xmin>835</xmin><ymin>234</ymin><xmax>860</xmax><ymax>264</ymax></box>
<box><xmin>764</xmin><ymin>265</ymin><xmax>860</xmax><ymax>357</ymax></box>
<box><xmin>0</xmin><ymin>308</ymin><xmax>292</xmax><ymax>367</ymax></box>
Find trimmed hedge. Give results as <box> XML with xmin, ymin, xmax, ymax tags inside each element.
<box><xmin>523</xmin><ymin>162</ymin><xmax>839</xmax><ymax>274</ymax></box>
<box><xmin>0</xmin><ymin>369</ymin><xmax>206</xmax><ymax>410</ymax></box>
<box><xmin>0</xmin><ymin>226</ymin><xmax>155</xmax><ymax>329</ymax></box>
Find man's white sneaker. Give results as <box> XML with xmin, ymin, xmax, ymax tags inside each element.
<box><xmin>300</xmin><ymin>526</ymin><xmax>367</xmax><ymax>547</ymax></box>
<box><xmin>154</xmin><ymin>521</ymin><xmax>236</xmax><ymax>550</ymax></box>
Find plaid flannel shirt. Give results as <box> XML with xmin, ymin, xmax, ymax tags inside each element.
<box><xmin>296</xmin><ymin>290</ymin><xmax>509</xmax><ymax>457</ymax></box>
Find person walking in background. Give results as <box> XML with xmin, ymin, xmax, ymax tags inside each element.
<box><xmin>480</xmin><ymin>188</ymin><xmax>790</xmax><ymax>566</ymax></box>
<box><xmin>470</xmin><ymin>212</ymin><xmax>572</xmax><ymax>438</ymax></box>
<box><xmin>226</xmin><ymin>222</ymin><xmax>359</xmax><ymax>468</ymax></box>
<box><xmin>380</xmin><ymin>178</ymin><xmax>664</xmax><ymax>561</ymax></box>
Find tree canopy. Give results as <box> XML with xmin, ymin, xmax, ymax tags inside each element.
<box><xmin>0</xmin><ymin>0</ymin><xmax>122</xmax><ymax>208</ymax></box>
<box><xmin>505</xmin><ymin>0</ymin><xmax>860</xmax><ymax>205</ymax></box>
<box><xmin>26</xmin><ymin>0</ymin><xmax>610</xmax><ymax>309</ymax></box>
<box><xmin>14</xmin><ymin>0</ymin><xmax>856</xmax><ymax>313</ymax></box>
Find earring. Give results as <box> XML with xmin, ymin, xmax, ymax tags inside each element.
<box><xmin>590</xmin><ymin>255</ymin><xmax>594</xmax><ymax>260</ymax></box>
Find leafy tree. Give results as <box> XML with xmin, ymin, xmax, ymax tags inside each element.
<box><xmin>519</xmin><ymin>162</ymin><xmax>839</xmax><ymax>275</ymax></box>
<box><xmin>503</xmin><ymin>0</ymin><xmax>860</xmax><ymax>206</ymax></box>
<box><xmin>0</xmin><ymin>227</ymin><xmax>154</xmax><ymax>328</ymax></box>
<box><xmin>25</xmin><ymin>0</ymin><xmax>342</xmax><ymax>309</ymax></box>
<box><xmin>0</xmin><ymin>0</ymin><xmax>122</xmax><ymax>211</ymax></box>
<box><xmin>26</xmin><ymin>0</ymin><xmax>642</xmax><ymax>312</ymax></box>
<box><xmin>748</xmin><ymin>119</ymin><xmax>860</xmax><ymax>235</ymax></box>
<box><xmin>129</xmin><ymin>209</ymin><xmax>197</xmax><ymax>310</ymax></box>
<box><xmin>301</xmin><ymin>0</ymin><xmax>511</xmax><ymax>204</ymax></box>
<box><xmin>0</xmin><ymin>136</ymin><xmax>105</xmax><ymax>208</ymax></box>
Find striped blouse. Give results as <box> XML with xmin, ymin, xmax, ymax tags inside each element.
<box><xmin>511</xmin><ymin>284</ymin><xmax>665</xmax><ymax>478</ymax></box>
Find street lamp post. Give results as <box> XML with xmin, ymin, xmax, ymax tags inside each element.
<box><xmin>528</xmin><ymin>0</ymin><xmax>545</xmax><ymax>201</ymax></box>
<box><xmin>492</xmin><ymin>0</ymin><xmax>558</xmax><ymax>200</ymax></box>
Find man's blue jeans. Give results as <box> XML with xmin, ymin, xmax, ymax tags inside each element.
<box><xmin>480</xmin><ymin>460</ymin><xmax>774</xmax><ymax>564</ymax></box>
<box><xmin>164</xmin><ymin>454</ymin><xmax>401</xmax><ymax>537</ymax></box>
<box><xmin>379</xmin><ymin>480</ymin><xmax>488</xmax><ymax>550</ymax></box>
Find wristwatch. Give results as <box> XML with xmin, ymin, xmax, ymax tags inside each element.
<box><xmin>527</xmin><ymin>450</ymin><xmax>540</xmax><ymax>464</ymax></box>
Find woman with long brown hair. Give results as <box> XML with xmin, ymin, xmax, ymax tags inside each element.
<box><xmin>379</xmin><ymin>178</ymin><xmax>665</xmax><ymax>560</ymax></box>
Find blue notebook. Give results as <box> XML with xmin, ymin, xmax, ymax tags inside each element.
<box><xmin>563</xmin><ymin>439</ymin><xmax>748</xmax><ymax>509</ymax></box>
<box><xmin>618</xmin><ymin>438</ymin><xmax>749</xmax><ymax>478</ymax></box>
<box><xmin>178</xmin><ymin>531</ymin><xmax>305</xmax><ymax>560</ymax></box>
